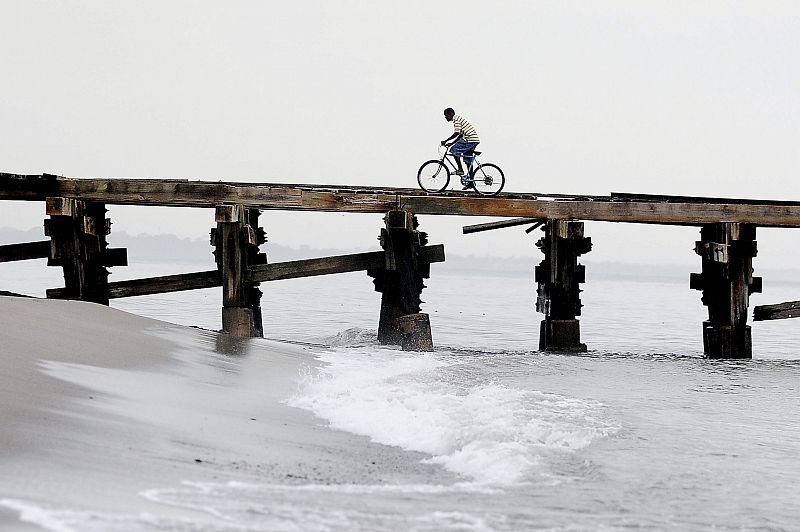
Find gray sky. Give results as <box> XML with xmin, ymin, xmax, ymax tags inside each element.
<box><xmin>1</xmin><ymin>1</ymin><xmax>798</xmax><ymax>267</ymax></box>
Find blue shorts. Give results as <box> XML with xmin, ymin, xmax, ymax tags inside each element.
<box><xmin>449</xmin><ymin>139</ymin><xmax>479</xmax><ymax>157</ymax></box>
<box><xmin>449</xmin><ymin>140</ymin><xmax>479</xmax><ymax>181</ymax></box>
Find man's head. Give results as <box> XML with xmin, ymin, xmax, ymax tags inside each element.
<box><xmin>443</xmin><ymin>108</ymin><xmax>455</xmax><ymax>122</ymax></box>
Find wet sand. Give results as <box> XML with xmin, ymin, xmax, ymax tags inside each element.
<box><xmin>0</xmin><ymin>296</ymin><xmax>451</xmax><ymax>530</ymax></box>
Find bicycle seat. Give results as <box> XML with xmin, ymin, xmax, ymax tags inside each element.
<box><xmin>466</xmin><ymin>150</ymin><xmax>482</xmax><ymax>156</ymax></box>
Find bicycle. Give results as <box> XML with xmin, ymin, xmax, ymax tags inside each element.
<box><xmin>417</xmin><ymin>144</ymin><xmax>505</xmax><ymax>196</ymax></box>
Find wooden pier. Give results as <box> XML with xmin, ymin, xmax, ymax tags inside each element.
<box><xmin>3</xmin><ymin>172</ymin><xmax>800</xmax><ymax>357</ymax></box>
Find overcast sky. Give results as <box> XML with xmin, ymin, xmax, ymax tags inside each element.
<box><xmin>1</xmin><ymin>1</ymin><xmax>798</xmax><ymax>267</ymax></box>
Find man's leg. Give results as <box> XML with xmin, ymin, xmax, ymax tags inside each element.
<box><xmin>449</xmin><ymin>139</ymin><xmax>468</xmax><ymax>175</ymax></box>
<box><xmin>463</xmin><ymin>143</ymin><xmax>479</xmax><ymax>174</ymax></box>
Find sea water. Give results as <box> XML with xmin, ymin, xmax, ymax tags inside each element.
<box><xmin>3</xmin><ymin>259</ymin><xmax>800</xmax><ymax>530</ymax></box>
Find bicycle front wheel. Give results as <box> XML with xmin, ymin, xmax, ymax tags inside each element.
<box><xmin>417</xmin><ymin>160</ymin><xmax>450</xmax><ymax>193</ymax></box>
<box><xmin>470</xmin><ymin>163</ymin><xmax>505</xmax><ymax>196</ymax></box>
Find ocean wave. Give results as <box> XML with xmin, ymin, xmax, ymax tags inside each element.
<box><xmin>287</xmin><ymin>347</ymin><xmax>618</xmax><ymax>486</ymax></box>
<box><xmin>318</xmin><ymin>327</ymin><xmax>379</xmax><ymax>347</ymax></box>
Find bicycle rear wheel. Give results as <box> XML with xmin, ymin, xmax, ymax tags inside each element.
<box><xmin>470</xmin><ymin>163</ymin><xmax>505</xmax><ymax>196</ymax></box>
<box><xmin>417</xmin><ymin>160</ymin><xmax>450</xmax><ymax>193</ymax></box>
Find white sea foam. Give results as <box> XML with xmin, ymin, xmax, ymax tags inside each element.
<box><xmin>287</xmin><ymin>346</ymin><xmax>617</xmax><ymax>485</ymax></box>
<box><xmin>0</xmin><ymin>498</ymin><xmax>208</xmax><ymax>532</ymax></box>
<box><xmin>148</xmin><ymin>479</ymin><xmax>499</xmax><ymax>496</ymax></box>
<box><xmin>141</xmin><ymin>481</ymin><xmax>499</xmax><ymax>531</ymax></box>
<box><xmin>320</xmin><ymin>327</ymin><xmax>379</xmax><ymax>347</ymax></box>
<box><xmin>2</xmin><ymin>483</ymin><xmax>502</xmax><ymax>531</ymax></box>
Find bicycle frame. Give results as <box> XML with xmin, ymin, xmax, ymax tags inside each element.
<box><xmin>438</xmin><ymin>145</ymin><xmax>481</xmax><ymax>179</ymax></box>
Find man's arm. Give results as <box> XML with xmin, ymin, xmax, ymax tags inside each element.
<box><xmin>441</xmin><ymin>132</ymin><xmax>461</xmax><ymax>146</ymax></box>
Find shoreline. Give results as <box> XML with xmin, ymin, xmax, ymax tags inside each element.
<box><xmin>0</xmin><ymin>296</ymin><xmax>455</xmax><ymax>529</ymax></box>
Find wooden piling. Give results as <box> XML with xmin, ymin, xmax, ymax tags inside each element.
<box><xmin>44</xmin><ymin>198</ymin><xmax>126</xmax><ymax>304</ymax></box>
<box><xmin>246</xmin><ymin>208</ymin><xmax>266</xmax><ymax>338</ymax></box>
<box><xmin>368</xmin><ymin>209</ymin><xmax>435</xmax><ymax>349</ymax></box>
<box><xmin>691</xmin><ymin>223</ymin><xmax>761</xmax><ymax>358</ymax></box>
<box><xmin>397</xmin><ymin>313</ymin><xmax>434</xmax><ymax>351</ymax></box>
<box><xmin>212</xmin><ymin>205</ymin><xmax>267</xmax><ymax>337</ymax></box>
<box><xmin>535</xmin><ymin>220</ymin><xmax>592</xmax><ymax>352</ymax></box>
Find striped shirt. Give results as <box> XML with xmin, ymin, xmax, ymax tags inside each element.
<box><xmin>452</xmin><ymin>115</ymin><xmax>480</xmax><ymax>143</ymax></box>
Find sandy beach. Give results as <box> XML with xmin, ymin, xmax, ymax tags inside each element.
<box><xmin>0</xmin><ymin>296</ymin><xmax>453</xmax><ymax>530</ymax></box>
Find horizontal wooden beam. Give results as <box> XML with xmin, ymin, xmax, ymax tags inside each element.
<box><xmin>0</xmin><ymin>241</ymin><xmax>50</xmax><ymax>262</ymax></box>
<box><xmin>402</xmin><ymin>196</ymin><xmax>800</xmax><ymax>227</ymax></box>
<box><xmin>47</xmin><ymin>269</ymin><xmax>223</xmax><ymax>299</ymax></box>
<box><xmin>109</xmin><ymin>270</ymin><xmax>220</xmax><ymax>298</ymax></box>
<box><xmin>462</xmin><ymin>218</ymin><xmax>543</xmax><ymax>234</ymax></box>
<box><xmin>47</xmin><ymin>247</ymin><xmax>128</xmax><ymax>267</ymax></box>
<box><xmin>248</xmin><ymin>245</ymin><xmax>445</xmax><ymax>283</ymax></box>
<box><xmin>525</xmin><ymin>221</ymin><xmax>545</xmax><ymax>234</ymax></box>
<box><xmin>0</xmin><ymin>173</ymin><xmax>59</xmax><ymax>200</ymax></box>
<box><xmin>249</xmin><ymin>252</ymin><xmax>382</xmax><ymax>283</ymax></box>
<box><xmin>0</xmin><ymin>290</ymin><xmax>34</xmax><ymax>298</ymax></box>
<box><xmin>103</xmin><ymin>248</ymin><xmax>128</xmax><ymax>267</ymax></box>
<box><xmin>612</xmin><ymin>191</ymin><xmax>800</xmax><ymax>207</ymax></box>
<box><xmin>5</xmin><ymin>174</ymin><xmax>800</xmax><ymax>227</ymax></box>
<box><xmin>47</xmin><ymin>245</ymin><xmax>446</xmax><ymax>299</ymax></box>
<box><xmin>753</xmin><ymin>301</ymin><xmax>800</xmax><ymax>321</ymax></box>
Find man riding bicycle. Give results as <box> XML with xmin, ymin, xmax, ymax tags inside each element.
<box><xmin>441</xmin><ymin>107</ymin><xmax>480</xmax><ymax>189</ymax></box>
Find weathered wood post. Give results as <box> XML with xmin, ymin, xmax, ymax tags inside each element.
<box><xmin>211</xmin><ymin>205</ymin><xmax>267</xmax><ymax>337</ymax></box>
<box><xmin>368</xmin><ymin>209</ymin><xmax>434</xmax><ymax>351</ymax></box>
<box><xmin>691</xmin><ymin>223</ymin><xmax>761</xmax><ymax>358</ymax></box>
<box><xmin>535</xmin><ymin>219</ymin><xmax>592</xmax><ymax>352</ymax></box>
<box><xmin>44</xmin><ymin>198</ymin><xmax>127</xmax><ymax>304</ymax></box>
<box><xmin>246</xmin><ymin>208</ymin><xmax>267</xmax><ymax>338</ymax></box>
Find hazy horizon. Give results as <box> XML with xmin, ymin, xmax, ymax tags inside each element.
<box><xmin>2</xmin><ymin>1</ymin><xmax>798</xmax><ymax>268</ymax></box>
<box><xmin>7</xmin><ymin>224</ymin><xmax>800</xmax><ymax>282</ymax></box>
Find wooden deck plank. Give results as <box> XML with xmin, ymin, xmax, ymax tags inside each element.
<box><xmin>4</xmin><ymin>174</ymin><xmax>800</xmax><ymax>227</ymax></box>
<box><xmin>611</xmin><ymin>191</ymin><xmax>800</xmax><ymax>207</ymax></box>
